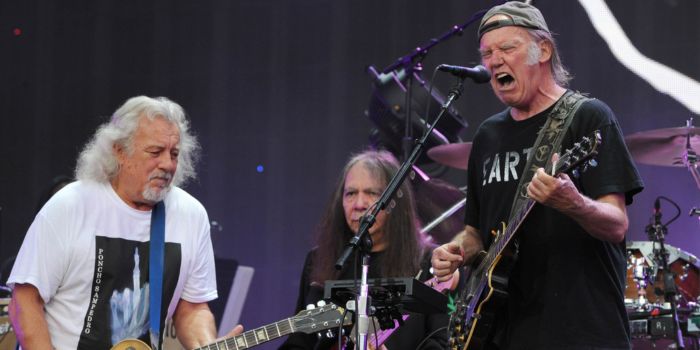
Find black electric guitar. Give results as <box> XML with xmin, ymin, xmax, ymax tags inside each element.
<box><xmin>447</xmin><ymin>130</ymin><xmax>602</xmax><ymax>350</ymax></box>
<box><xmin>111</xmin><ymin>302</ymin><xmax>352</xmax><ymax>350</ymax></box>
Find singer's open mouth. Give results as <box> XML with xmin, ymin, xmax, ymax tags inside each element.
<box><xmin>496</xmin><ymin>72</ymin><xmax>514</xmax><ymax>86</ymax></box>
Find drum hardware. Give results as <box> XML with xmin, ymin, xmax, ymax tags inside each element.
<box><xmin>628</xmin><ymin>254</ymin><xmax>653</xmax><ymax>309</ymax></box>
<box><xmin>625</xmin><ymin>118</ymin><xmax>700</xmax><ymax>190</ymax></box>
<box><xmin>644</xmin><ymin>196</ymin><xmax>687</xmax><ymax>349</ymax></box>
<box><xmin>0</xmin><ymin>298</ymin><xmax>16</xmax><ymax>350</ymax></box>
<box><xmin>420</xmin><ymin>197</ymin><xmax>466</xmax><ymax>235</ymax></box>
<box><xmin>625</xmin><ymin>241</ymin><xmax>700</xmax><ymax>310</ymax></box>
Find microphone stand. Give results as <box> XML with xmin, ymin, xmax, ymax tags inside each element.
<box><xmin>379</xmin><ymin>8</ymin><xmax>489</xmax><ymax>161</ymax></box>
<box><xmin>336</xmin><ymin>78</ymin><xmax>466</xmax><ymax>350</ymax></box>
<box><xmin>646</xmin><ymin>207</ymin><xmax>685</xmax><ymax>349</ymax></box>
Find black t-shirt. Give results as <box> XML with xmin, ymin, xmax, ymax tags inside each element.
<box><xmin>279</xmin><ymin>248</ymin><xmax>449</xmax><ymax>350</ymax></box>
<box><xmin>464</xmin><ymin>95</ymin><xmax>644</xmax><ymax>349</ymax></box>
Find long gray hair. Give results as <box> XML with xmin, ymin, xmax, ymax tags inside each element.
<box><xmin>75</xmin><ymin>96</ymin><xmax>200</xmax><ymax>187</ymax></box>
<box><xmin>528</xmin><ymin>28</ymin><xmax>572</xmax><ymax>87</ymax></box>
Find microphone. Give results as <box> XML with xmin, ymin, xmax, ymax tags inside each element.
<box><xmin>653</xmin><ymin>198</ymin><xmax>662</xmax><ymax>225</ymax></box>
<box><xmin>437</xmin><ymin>64</ymin><xmax>491</xmax><ymax>84</ymax></box>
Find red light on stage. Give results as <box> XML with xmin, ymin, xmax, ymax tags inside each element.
<box><xmin>13</xmin><ymin>28</ymin><xmax>22</xmax><ymax>36</ymax></box>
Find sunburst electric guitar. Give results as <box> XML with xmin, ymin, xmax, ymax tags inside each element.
<box><xmin>111</xmin><ymin>302</ymin><xmax>352</xmax><ymax>350</ymax></box>
<box><xmin>447</xmin><ymin>130</ymin><xmax>602</xmax><ymax>350</ymax></box>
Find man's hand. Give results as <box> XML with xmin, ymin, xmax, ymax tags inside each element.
<box><xmin>527</xmin><ymin>167</ymin><xmax>582</xmax><ymax>213</ymax></box>
<box><xmin>527</xmin><ymin>154</ymin><xmax>629</xmax><ymax>243</ymax></box>
<box><xmin>431</xmin><ymin>242</ymin><xmax>464</xmax><ymax>282</ymax></box>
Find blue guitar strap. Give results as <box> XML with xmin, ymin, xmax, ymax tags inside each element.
<box><xmin>149</xmin><ymin>201</ymin><xmax>165</xmax><ymax>350</ymax></box>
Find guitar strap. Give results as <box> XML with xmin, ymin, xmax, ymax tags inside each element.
<box><xmin>149</xmin><ymin>201</ymin><xmax>166</xmax><ymax>350</ymax></box>
<box><xmin>507</xmin><ymin>90</ymin><xmax>590</xmax><ymax>224</ymax></box>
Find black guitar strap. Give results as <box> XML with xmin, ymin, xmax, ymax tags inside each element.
<box><xmin>507</xmin><ymin>90</ymin><xmax>590</xmax><ymax>223</ymax></box>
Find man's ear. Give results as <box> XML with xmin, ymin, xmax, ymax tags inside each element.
<box><xmin>113</xmin><ymin>143</ymin><xmax>125</xmax><ymax>164</ymax></box>
<box><xmin>539</xmin><ymin>40</ymin><xmax>553</xmax><ymax>63</ymax></box>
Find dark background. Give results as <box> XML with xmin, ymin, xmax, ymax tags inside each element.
<box><xmin>1</xmin><ymin>1</ymin><xmax>698</xmax><ymax>349</ymax></box>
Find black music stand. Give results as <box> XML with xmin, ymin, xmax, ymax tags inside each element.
<box><xmin>324</xmin><ymin>277</ymin><xmax>448</xmax><ymax>316</ymax></box>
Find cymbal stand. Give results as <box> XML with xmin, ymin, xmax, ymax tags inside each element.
<box><xmin>682</xmin><ymin>118</ymin><xmax>700</xmax><ymax>190</ymax></box>
<box><xmin>420</xmin><ymin>197</ymin><xmax>466</xmax><ymax>235</ymax></box>
<box><xmin>646</xmin><ymin>201</ymin><xmax>685</xmax><ymax>349</ymax></box>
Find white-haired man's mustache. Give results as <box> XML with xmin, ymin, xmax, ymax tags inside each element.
<box><xmin>148</xmin><ymin>171</ymin><xmax>173</xmax><ymax>182</ymax></box>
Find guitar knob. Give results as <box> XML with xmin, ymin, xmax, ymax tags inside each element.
<box><xmin>588</xmin><ymin>159</ymin><xmax>598</xmax><ymax>167</ymax></box>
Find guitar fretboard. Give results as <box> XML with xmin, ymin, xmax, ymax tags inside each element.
<box><xmin>193</xmin><ymin>318</ymin><xmax>295</xmax><ymax>350</ymax></box>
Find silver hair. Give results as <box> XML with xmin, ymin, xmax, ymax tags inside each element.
<box><xmin>527</xmin><ymin>29</ymin><xmax>572</xmax><ymax>87</ymax></box>
<box><xmin>526</xmin><ymin>41</ymin><xmax>541</xmax><ymax>66</ymax></box>
<box><xmin>75</xmin><ymin>96</ymin><xmax>200</xmax><ymax>187</ymax></box>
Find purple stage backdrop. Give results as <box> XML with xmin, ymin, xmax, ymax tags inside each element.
<box><xmin>0</xmin><ymin>1</ymin><xmax>698</xmax><ymax>349</ymax></box>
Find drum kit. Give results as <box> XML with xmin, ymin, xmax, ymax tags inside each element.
<box><xmin>426</xmin><ymin>119</ymin><xmax>700</xmax><ymax>346</ymax></box>
<box><xmin>0</xmin><ymin>298</ymin><xmax>15</xmax><ymax>350</ymax></box>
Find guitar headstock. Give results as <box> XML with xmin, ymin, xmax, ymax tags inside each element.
<box><xmin>292</xmin><ymin>302</ymin><xmax>352</xmax><ymax>334</ymax></box>
<box><xmin>554</xmin><ymin>130</ymin><xmax>602</xmax><ymax>177</ymax></box>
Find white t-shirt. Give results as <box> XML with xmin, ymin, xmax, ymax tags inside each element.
<box><xmin>8</xmin><ymin>180</ymin><xmax>218</xmax><ymax>349</ymax></box>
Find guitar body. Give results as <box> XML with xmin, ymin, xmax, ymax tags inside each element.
<box><xmin>111</xmin><ymin>338</ymin><xmax>151</xmax><ymax>350</ymax></box>
<box><xmin>463</xmin><ymin>245</ymin><xmax>516</xmax><ymax>350</ymax></box>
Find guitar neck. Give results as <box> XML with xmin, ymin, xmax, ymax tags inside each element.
<box><xmin>493</xmin><ymin>199</ymin><xmax>536</xmax><ymax>255</ymax></box>
<box><xmin>193</xmin><ymin>318</ymin><xmax>296</xmax><ymax>350</ymax></box>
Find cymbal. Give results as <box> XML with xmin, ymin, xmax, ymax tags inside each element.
<box><xmin>427</xmin><ymin>142</ymin><xmax>472</xmax><ymax>170</ymax></box>
<box><xmin>625</xmin><ymin>127</ymin><xmax>700</xmax><ymax>167</ymax></box>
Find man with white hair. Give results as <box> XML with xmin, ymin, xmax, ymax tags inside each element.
<box><xmin>431</xmin><ymin>2</ymin><xmax>643</xmax><ymax>349</ymax></box>
<box><xmin>8</xmin><ymin>96</ymin><xmax>242</xmax><ymax>349</ymax></box>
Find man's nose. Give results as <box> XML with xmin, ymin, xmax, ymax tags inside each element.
<box><xmin>487</xmin><ymin>51</ymin><xmax>504</xmax><ymax>68</ymax></box>
<box><xmin>159</xmin><ymin>153</ymin><xmax>177</xmax><ymax>172</ymax></box>
<box><xmin>354</xmin><ymin>194</ymin><xmax>371</xmax><ymax>210</ymax></box>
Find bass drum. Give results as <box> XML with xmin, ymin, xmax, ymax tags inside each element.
<box><xmin>0</xmin><ymin>298</ymin><xmax>16</xmax><ymax>350</ymax></box>
<box><xmin>625</xmin><ymin>241</ymin><xmax>700</xmax><ymax>309</ymax></box>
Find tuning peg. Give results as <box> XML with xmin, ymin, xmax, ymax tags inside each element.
<box><xmin>572</xmin><ymin>169</ymin><xmax>580</xmax><ymax>178</ymax></box>
<box><xmin>306</xmin><ymin>304</ymin><xmax>316</xmax><ymax>310</ymax></box>
<box><xmin>317</xmin><ymin>300</ymin><xmax>326</xmax><ymax>307</ymax></box>
<box><xmin>326</xmin><ymin>330</ymin><xmax>335</xmax><ymax>339</ymax></box>
<box><xmin>588</xmin><ymin>159</ymin><xmax>598</xmax><ymax>168</ymax></box>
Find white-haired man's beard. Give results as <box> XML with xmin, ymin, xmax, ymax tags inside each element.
<box><xmin>142</xmin><ymin>170</ymin><xmax>173</xmax><ymax>203</ymax></box>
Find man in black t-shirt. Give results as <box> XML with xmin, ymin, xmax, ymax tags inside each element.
<box><xmin>431</xmin><ymin>2</ymin><xmax>643</xmax><ymax>349</ymax></box>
